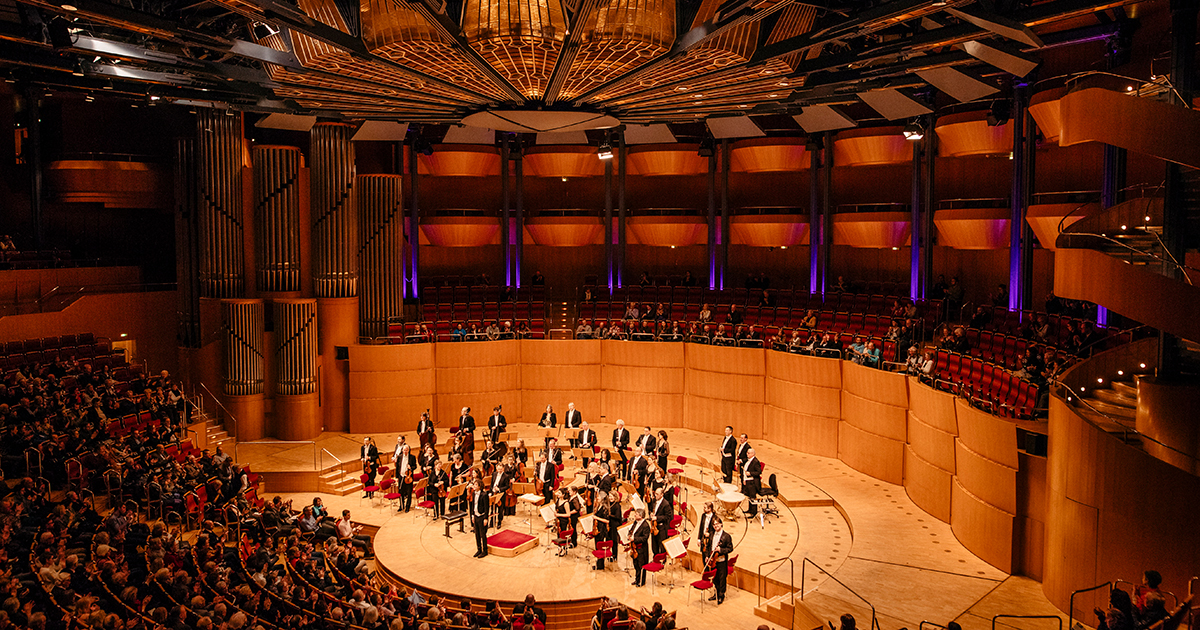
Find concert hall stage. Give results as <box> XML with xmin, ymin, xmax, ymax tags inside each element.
<box><xmin>279</xmin><ymin>426</ymin><xmax>1065</xmax><ymax>630</ymax></box>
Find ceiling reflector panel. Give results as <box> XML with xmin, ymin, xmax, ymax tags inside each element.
<box><xmin>624</xmin><ymin>124</ymin><xmax>677</xmax><ymax>145</ymax></box>
<box><xmin>352</xmin><ymin>120</ymin><xmax>410</xmax><ymax>141</ymax></box>
<box><xmin>962</xmin><ymin>40</ymin><xmax>1041</xmax><ymax>78</ymax></box>
<box><xmin>792</xmin><ymin>105</ymin><xmax>857</xmax><ymax>133</ymax></box>
<box><xmin>706</xmin><ymin>115</ymin><xmax>766</xmax><ymax>139</ymax></box>
<box><xmin>857</xmin><ymin>89</ymin><xmax>932</xmax><ymax>121</ymax></box>
<box><xmin>442</xmin><ymin>126</ymin><xmax>497</xmax><ymax>144</ymax></box>
<box><xmin>916</xmin><ymin>66</ymin><xmax>1000</xmax><ymax>103</ymax></box>
<box><xmin>256</xmin><ymin>113</ymin><xmax>318</xmax><ymax>131</ymax></box>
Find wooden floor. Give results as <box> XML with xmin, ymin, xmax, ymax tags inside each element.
<box><xmin>261</xmin><ymin>424</ymin><xmax>1069</xmax><ymax>630</ymax></box>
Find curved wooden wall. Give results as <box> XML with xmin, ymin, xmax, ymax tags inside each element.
<box><xmin>346</xmin><ymin>340</ymin><xmax>1037</xmax><ymax>578</ymax></box>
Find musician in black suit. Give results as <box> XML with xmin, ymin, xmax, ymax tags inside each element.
<box><xmin>635</xmin><ymin>427</ymin><xmax>657</xmax><ymax>459</ymax></box>
<box><xmin>458</xmin><ymin>407</ymin><xmax>475</xmax><ymax>434</ymax></box>
<box><xmin>577</xmin><ymin>422</ymin><xmax>598</xmax><ymax>467</ymax></box>
<box><xmin>546</xmin><ymin>438</ymin><xmax>564</xmax><ymax>468</ymax></box>
<box><xmin>450</xmin><ymin>453</ymin><xmax>469</xmax><ymax>511</ymax></box>
<box><xmin>719</xmin><ymin>426</ymin><xmax>737</xmax><ymax>484</ymax></box>
<box><xmin>606</xmin><ymin>493</ymin><xmax>623</xmax><ymax>565</ymax></box>
<box><xmin>564</xmin><ymin>402</ymin><xmax>582</xmax><ymax>448</ymax></box>
<box><xmin>430</xmin><ymin>466</ymin><xmax>449</xmax><ymax>519</ymax></box>
<box><xmin>612</xmin><ymin>419</ymin><xmax>631</xmax><ymax>478</ymax></box>
<box><xmin>539</xmin><ymin>404</ymin><xmax>557</xmax><ymax>448</ymax></box>
<box><xmin>568</xmin><ymin>488</ymin><xmax>586</xmax><ymax>547</ymax></box>
<box><xmin>628</xmin><ymin>448</ymin><xmax>649</xmax><ymax>494</ymax></box>
<box><xmin>706</xmin><ymin>518</ymin><xmax>735</xmax><ymax>604</ymax></box>
<box><xmin>471</xmin><ymin>480</ymin><xmax>490</xmax><ymax>558</ymax></box>
<box><xmin>487</xmin><ymin>405</ymin><xmax>507</xmax><ymax>443</ymax></box>
<box><xmin>535</xmin><ymin>452</ymin><xmax>557</xmax><ymax>505</ymax></box>
<box><xmin>697</xmin><ymin>502</ymin><xmax>718</xmax><ymax>552</ymax></box>
<box><xmin>735</xmin><ymin>433</ymin><xmax>752</xmax><ymax>469</ymax></box>
<box><xmin>596</xmin><ymin>462</ymin><xmax>615</xmax><ymax>495</ymax></box>
<box><xmin>742</xmin><ymin>448</ymin><xmax>763</xmax><ymax>517</ymax></box>
<box><xmin>650</xmin><ymin>487</ymin><xmax>672</xmax><ymax>556</ymax></box>
<box><xmin>360</xmin><ymin>437</ymin><xmax>380</xmax><ymax>467</ymax></box>
<box><xmin>394</xmin><ymin>444</ymin><xmax>417</xmax><ymax>513</ymax></box>
<box><xmin>489</xmin><ymin>463</ymin><xmax>514</xmax><ymax>525</ymax></box>
<box><xmin>417</xmin><ymin>412</ymin><xmax>435</xmax><ymax>450</ymax></box>
<box><xmin>630</xmin><ymin>510</ymin><xmax>652</xmax><ymax>587</ymax></box>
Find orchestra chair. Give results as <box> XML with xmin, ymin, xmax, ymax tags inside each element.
<box><xmin>591</xmin><ymin>540</ymin><xmax>614</xmax><ymax>571</ymax></box>
<box><xmin>752</xmin><ymin>473</ymin><xmax>781</xmax><ymax>527</ymax></box>
<box><xmin>689</xmin><ymin>568</ymin><xmax>718</xmax><ymax>610</ymax></box>
<box><xmin>379</xmin><ymin>478</ymin><xmax>398</xmax><ymax>508</ymax></box>
<box><xmin>643</xmin><ymin>552</ymin><xmax>667</xmax><ymax>593</ymax></box>
<box><xmin>726</xmin><ymin>554</ymin><xmax>740</xmax><ymax>591</ymax></box>
<box><xmin>359</xmin><ymin>474</ymin><xmax>380</xmax><ymax>505</ymax></box>
<box><xmin>414</xmin><ymin>480</ymin><xmax>435</xmax><ymax>522</ymax></box>
<box><xmin>668</xmin><ymin>456</ymin><xmax>687</xmax><ymax>485</ymax></box>
<box><xmin>552</xmin><ymin>528</ymin><xmax>574</xmax><ymax>562</ymax></box>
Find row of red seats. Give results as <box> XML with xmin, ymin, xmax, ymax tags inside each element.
<box><xmin>387</xmin><ymin>319</ymin><xmax>549</xmax><ymax>343</ymax></box>
<box><xmin>421</xmin><ymin>284</ymin><xmax>546</xmax><ymax>305</ymax></box>
<box><xmin>421</xmin><ymin>300</ymin><xmax>546</xmax><ymax>324</ymax></box>
<box><xmin>593</xmin><ymin>285</ymin><xmax>922</xmax><ymax>313</ymax></box>
<box><xmin>4</xmin><ymin>332</ymin><xmax>97</xmax><ymax>353</ymax></box>
<box><xmin>931</xmin><ymin>350</ymin><xmax>1040</xmax><ymax>419</ymax></box>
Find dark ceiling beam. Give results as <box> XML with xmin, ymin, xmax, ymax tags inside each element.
<box><xmin>542</xmin><ymin>0</ymin><xmax>602</xmax><ymax>105</ymax></box>
<box><xmin>752</xmin><ymin>0</ymin><xmax>943</xmax><ymax>63</ymax></box>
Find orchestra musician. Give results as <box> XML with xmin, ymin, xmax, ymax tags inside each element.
<box><xmin>480</xmin><ymin>438</ymin><xmax>502</xmax><ymax>477</ymax></box>
<box><xmin>650</xmin><ymin>486</ymin><xmax>671</xmax><ymax>556</ymax></box>
<box><xmin>539</xmin><ymin>404</ymin><xmax>557</xmax><ymax>448</ymax></box>
<box><xmin>628</xmin><ymin>448</ymin><xmax>649</xmax><ymax>495</ymax></box>
<box><xmin>553</xmin><ymin>489</ymin><xmax>574</xmax><ymax>555</ymax></box>
<box><xmin>635</xmin><ymin>427</ymin><xmax>657</xmax><ymax>461</ymax></box>
<box><xmin>535</xmin><ymin>452</ymin><xmax>557</xmax><ymax>505</ymax></box>
<box><xmin>450</xmin><ymin>453</ymin><xmax>469</xmax><ymax>511</ymax></box>
<box><xmin>568</xmin><ymin>487</ymin><xmax>586</xmax><ymax>547</ymax></box>
<box><xmin>577</xmin><ymin>422</ymin><xmax>598</xmax><ymax>467</ymax></box>
<box><xmin>417</xmin><ymin>411</ymin><xmax>436</xmax><ymax>451</ymax></box>
<box><xmin>394</xmin><ymin>443</ymin><xmax>416</xmax><ymax>513</ymax></box>
<box><xmin>605</xmin><ymin>490</ymin><xmax>623</xmax><ymax>566</ymax></box>
<box><xmin>487</xmin><ymin>405</ymin><xmax>507</xmax><ymax>443</ymax></box>
<box><xmin>743</xmin><ymin>447</ymin><xmax>763</xmax><ymax>517</ymax></box>
<box><xmin>360</xmin><ymin>437</ymin><xmax>380</xmax><ymax>468</ymax></box>
<box><xmin>735</xmin><ymin>433</ymin><xmax>752</xmax><ymax>469</ymax></box>
<box><xmin>655</xmin><ymin>430</ymin><xmax>670</xmax><ymax>472</ymax></box>
<box><xmin>612</xmin><ymin>419</ymin><xmax>631</xmax><ymax>479</ymax></box>
<box><xmin>363</xmin><ymin>457</ymin><xmax>379</xmax><ymax>499</ymax></box>
<box><xmin>430</xmin><ymin>464</ymin><xmax>449</xmax><ymax>519</ymax></box>
<box><xmin>458</xmin><ymin>407</ymin><xmax>476</xmax><ymax>443</ymax></box>
<box><xmin>697</xmin><ymin>502</ymin><xmax>718</xmax><ymax>552</ymax></box>
<box><xmin>511</xmin><ymin>438</ymin><xmax>529</xmax><ymax>466</ymax></box>
<box><xmin>453</xmin><ymin>431</ymin><xmax>474</xmax><ymax>468</ymax></box>
<box><xmin>546</xmin><ymin>438</ymin><xmax>564</xmax><ymax>468</ymax></box>
<box><xmin>596</xmin><ymin>462</ymin><xmax>615</xmax><ymax>495</ymax></box>
<box><xmin>719</xmin><ymin>426</ymin><xmax>737</xmax><ymax>484</ymax></box>
<box><xmin>706</xmin><ymin>519</ymin><xmax>734</xmax><ymax>604</ymax></box>
<box><xmin>391</xmin><ymin>435</ymin><xmax>407</xmax><ymax>468</ymax></box>
<box><xmin>471</xmin><ymin>479</ymin><xmax>490</xmax><ymax>558</ymax></box>
<box><xmin>630</xmin><ymin>510</ymin><xmax>652</xmax><ymax>587</ymax></box>
<box><xmin>564</xmin><ymin>402</ymin><xmax>582</xmax><ymax>449</ymax></box>
<box><xmin>420</xmin><ymin>444</ymin><xmax>440</xmax><ymax>479</ymax></box>
<box><xmin>490</xmin><ymin>460</ymin><xmax>514</xmax><ymax>526</ymax></box>
<box><xmin>592</xmin><ymin>491</ymin><xmax>612</xmax><ymax>570</ymax></box>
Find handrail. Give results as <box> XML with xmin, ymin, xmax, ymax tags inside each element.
<box><xmin>991</xmin><ymin>614</ymin><xmax>1063</xmax><ymax>630</ymax></box>
<box><xmin>800</xmin><ymin>557</ymin><xmax>880</xmax><ymax>630</ymax></box>
<box><xmin>234</xmin><ymin>440</ymin><xmax>318</xmax><ymax>470</ymax></box>
<box><xmin>320</xmin><ymin>448</ymin><xmax>343</xmax><ymax>473</ymax></box>
<box><xmin>920</xmin><ymin>622</ymin><xmax>947</xmax><ymax>630</ymax></box>
<box><xmin>1069</xmin><ymin>581</ymin><xmax>1113</xmax><ymax>630</ymax></box>
<box><xmin>757</xmin><ymin>557</ymin><xmax>795</xmax><ymax>630</ymax></box>
<box><xmin>199</xmin><ymin>382</ymin><xmax>238</xmax><ymax>440</ymax></box>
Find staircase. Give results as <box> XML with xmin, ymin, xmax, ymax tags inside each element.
<box><xmin>547</xmin><ymin>287</ymin><xmax>576</xmax><ymax>339</ymax></box>
<box><xmin>754</xmin><ymin>592</ymin><xmax>825</xmax><ymax>630</ymax></box>
<box><xmin>1077</xmin><ymin>375</ymin><xmax>1143</xmax><ymax>445</ymax></box>
<box><xmin>318</xmin><ymin>460</ymin><xmax>363</xmax><ymax>496</ymax></box>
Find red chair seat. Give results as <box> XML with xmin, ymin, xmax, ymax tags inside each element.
<box><xmin>667</xmin><ymin>468</ymin><xmax>683</xmax><ymax>475</ymax></box>
<box><xmin>365</xmin><ymin>485</ymin><xmax>380</xmax><ymax>492</ymax></box>
<box><xmin>592</xmin><ymin>549</ymin><xmax>611</xmax><ymax>559</ymax></box>
<box><xmin>417</xmin><ymin>500</ymin><xmax>435</xmax><ymax>509</ymax></box>
<box><xmin>644</xmin><ymin>562</ymin><xmax>665</xmax><ymax>572</ymax></box>
<box><xmin>691</xmin><ymin>579</ymin><xmax>713</xmax><ymax>589</ymax></box>
<box><xmin>384</xmin><ymin>492</ymin><xmax>401</xmax><ymax>500</ymax></box>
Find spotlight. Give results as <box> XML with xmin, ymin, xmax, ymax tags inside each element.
<box><xmin>698</xmin><ymin>137</ymin><xmax>715</xmax><ymax>157</ymax></box>
<box><xmin>902</xmin><ymin>121</ymin><xmax>924</xmax><ymax>141</ymax></box>
<box><xmin>596</xmin><ymin>143</ymin><xmax>614</xmax><ymax>160</ymax></box>
<box><xmin>987</xmin><ymin>100</ymin><xmax>1011</xmax><ymax>126</ymax></box>
<box><xmin>70</xmin><ymin>61</ymin><xmax>84</xmax><ymax>77</ymax></box>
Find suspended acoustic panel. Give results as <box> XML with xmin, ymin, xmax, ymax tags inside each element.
<box><xmin>416</xmin><ymin>144</ymin><xmax>502</xmax><ymax>176</ymax></box>
<box><xmin>624</xmin><ymin>124</ymin><xmax>677</xmax><ymax>145</ymax></box>
<box><xmin>421</xmin><ymin>216</ymin><xmax>502</xmax><ymax>246</ymax></box>
<box><xmin>793</xmin><ymin>104</ymin><xmax>857</xmax><ymax>133</ymax></box>
<box><xmin>174</xmin><ymin>138</ymin><xmax>201</xmax><ymax>348</ymax></box>
<box><xmin>831</xmin><ymin>212</ymin><xmax>911</xmax><ymax>248</ymax></box>
<box><xmin>523</xmin><ymin>146</ymin><xmax>605</xmax><ymax>177</ymax></box>
<box><xmin>45</xmin><ymin>160</ymin><xmax>169</xmax><ymax>209</ymax></box>
<box><xmin>196</xmin><ymin>109</ymin><xmax>246</xmax><ymax>298</ymax></box>
<box><xmin>252</xmin><ymin>146</ymin><xmax>303</xmax><ymax>293</ymax></box>
<box><xmin>933</xmin><ymin>208</ymin><xmax>1011</xmax><ymax>249</ymax></box>
<box><xmin>706</xmin><ymin>115</ymin><xmax>765</xmax><ymax>139</ymax></box>
<box><xmin>916</xmin><ymin>66</ymin><xmax>1000</xmax><ymax>104</ymax></box>
<box><xmin>729</xmin><ymin>138</ymin><xmax>809</xmax><ymax>172</ymax></box>
<box><xmin>442</xmin><ymin>126</ymin><xmax>497</xmax><ymax>145</ymax></box>
<box><xmin>935</xmin><ymin>111</ymin><xmax>1013</xmax><ymax>157</ymax></box>
<box><xmin>730</xmin><ymin>215</ymin><xmax>809</xmax><ymax>247</ymax></box>
<box><xmin>857</xmin><ymin>89</ymin><xmax>932</xmax><ymax>121</ymax></box>
<box><xmin>310</xmin><ymin>123</ymin><xmax>358</xmax><ymax>298</ymax></box>
<box><xmin>535</xmin><ymin>131</ymin><xmax>589</xmax><ymax>145</ymax></box>
<box><xmin>353</xmin><ymin>121</ymin><xmax>410</xmax><ymax>141</ymax></box>
<box><xmin>358</xmin><ymin>174</ymin><xmax>405</xmax><ymax>339</ymax></box>
<box><xmin>526</xmin><ymin>216</ymin><xmax>605</xmax><ymax>246</ymax></box>
<box><xmin>550</xmin><ymin>0</ymin><xmax>674</xmax><ymax>101</ymax></box>
<box><xmin>627</xmin><ymin>144</ymin><xmax>706</xmax><ymax>176</ymax></box>
<box><xmin>1026</xmin><ymin>202</ymin><xmax>1100</xmax><ymax>250</ymax></box>
<box><xmin>1028</xmin><ymin>87</ymin><xmax>1066</xmax><ymax>143</ymax></box>
<box><xmin>221</xmin><ymin>299</ymin><xmax>265</xmax><ymax>396</ymax></box>
<box><xmin>627</xmin><ymin>216</ymin><xmax>707</xmax><ymax>246</ymax></box>
<box><xmin>833</xmin><ymin>128</ymin><xmax>913</xmax><ymax>166</ymax></box>
<box><xmin>462</xmin><ymin>0</ymin><xmax>567</xmax><ymax>99</ymax></box>
<box><xmin>273</xmin><ymin>299</ymin><xmax>319</xmax><ymax>396</ymax></box>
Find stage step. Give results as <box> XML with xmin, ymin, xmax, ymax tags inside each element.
<box><xmin>1092</xmin><ymin>388</ymin><xmax>1137</xmax><ymax>408</ymax></box>
<box><xmin>1111</xmin><ymin>380</ymin><xmax>1138</xmax><ymax>397</ymax></box>
<box><xmin>754</xmin><ymin>592</ymin><xmax>824</xmax><ymax>630</ymax></box>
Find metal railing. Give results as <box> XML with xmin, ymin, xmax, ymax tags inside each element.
<box><xmin>992</xmin><ymin>614</ymin><xmax>1063</xmax><ymax>630</ymax></box>
<box><xmin>919</xmin><ymin>622</ymin><xmax>947</xmax><ymax>630</ymax></box>
<box><xmin>198</xmin><ymin>382</ymin><xmax>238</xmax><ymax>440</ymax></box>
<box><xmin>320</xmin><ymin>448</ymin><xmax>343</xmax><ymax>471</ymax></box>
<box><xmin>800</xmin><ymin>558</ymin><xmax>881</xmax><ymax>630</ymax></box>
<box><xmin>1069</xmin><ymin>582</ymin><xmax>1113</xmax><ymax>630</ymax></box>
<box><xmin>758</xmin><ymin>557</ymin><xmax>795</xmax><ymax>630</ymax></box>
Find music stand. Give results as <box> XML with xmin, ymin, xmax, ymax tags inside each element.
<box><xmin>497</xmin><ymin>431</ymin><xmax>517</xmax><ymax>442</ymax></box>
<box><xmin>488</xmin><ymin>493</ymin><xmax>504</xmax><ymax>529</ymax></box>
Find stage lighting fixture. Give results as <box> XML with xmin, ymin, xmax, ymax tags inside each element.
<box><xmin>697</xmin><ymin>138</ymin><xmax>715</xmax><ymax>157</ymax></box>
<box><xmin>902</xmin><ymin>121</ymin><xmax>924</xmax><ymax>141</ymax></box>
<box><xmin>987</xmin><ymin>100</ymin><xmax>1011</xmax><ymax>126</ymax></box>
<box><xmin>596</xmin><ymin>143</ymin><xmax>614</xmax><ymax>160</ymax></box>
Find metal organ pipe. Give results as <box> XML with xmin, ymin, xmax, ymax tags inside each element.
<box><xmin>196</xmin><ymin>109</ymin><xmax>246</xmax><ymax>298</ymax></box>
<box><xmin>273</xmin><ymin>299</ymin><xmax>318</xmax><ymax>396</ymax></box>
<box><xmin>310</xmin><ymin>123</ymin><xmax>358</xmax><ymax>298</ymax></box>
<box><xmin>357</xmin><ymin>174</ymin><xmax>405</xmax><ymax>339</ymax></box>
<box><xmin>221</xmin><ymin>299</ymin><xmax>265</xmax><ymax>396</ymax></box>
<box><xmin>175</xmin><ymin>138</ymin><xmax>201</xmax><ymax>347</ymax></box>
<box><xmin>252</xmin><ymin>146</ymin><xmax>303</xmax><ymax>292</ymax></box>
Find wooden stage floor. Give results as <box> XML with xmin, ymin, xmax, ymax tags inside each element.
<box><xmin>267</xmin><ymin>424</ymin><xmax>1068</xmax><ymax>630</ymax></box>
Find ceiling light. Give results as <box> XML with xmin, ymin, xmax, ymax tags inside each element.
<box><xmin>1120</xmin><ymin>224</ymin><xmax>1127</xmax><ymax>230</ymax></box>
<box><xmin>780</xmin><ymin>246</ymin><xmax>787</xmax><ymax>250</ymax></box>
<box><xmin>902</xmin><ymin>121</ymin><xmax>924</xmax><ymax>140</ymax></box>
<box><xmin>70</xmin><ymin>61</ymin><xmax>84</xmax><ymax>77</ymax></box>
<box><xmin>738</xmin><ymin>104</ymin><xmax>748</xmax><ymax>108</ymax></box>
<box><xmin>561</xmin><ymin>177</ymin><xmax>567</xmax><ymax>182</ymax></box>
<box><xmin>777</xmin><ymin>81</ymin><xmax>789</xmax><ymax>87</ymax></box>
<box><xmin>1145</xmin><ymin>216</ymin><xmax>1151</xmax><ymax>221</ymax></box>
<box><xmin>769</xmin><ymin>94</ymin><xmax>779</xmax><ymax>98</ymax></box>
<box><xmin>1117</xmin><ymin>370</ymin><xmax>1124</xmax><ymax>376</ymax></box>
<box><xmin>597</xmin><ymin>143</ymin><xmax>613</xmax><ymax>160</ymax></box>
<box><xmin>694</xmin><ymin>94</ymin><xmax>704</xmax><ymax>98</ymax></box>
<box><xmin>932</xmin><ymin>0</ymin><xmax>947</xmax><ymax>6</ymax></box>
<box><xmin>675</xmin><ymin>86</ymin><xmax>688</xmax><ymax>92</ymax></box>
<box><xmin>1126</xmin><ymin>85</ymin><xmax>1134</xmax><ymax>92</ymax></box>
<box><xmin>759</xmin><ymin>69</ymin><xmax>775</xmax><ymax>75</ymax></box>
<box><xmin>670</xmin><ymin>245</ymin><xmax>676</xmax><ymax>249</ymax></box>
<box><xmin>101</xmin><ymin>80</ymin><xmax>113</xmax><ymax>89</ymax></box>
<box><xmin>891</xmin><ymin>246</ymin><xmax>899</xmax><ymax>250</ymax></box>
<box><xmin>1140</xmin><ymin>363</ymin><xmax>1146</xmax><ymax>368</ymax></box>
<box><xmin>60</xmin><ymin>3</ymin><xmax>78</xmax><ymax>9</ymax></box>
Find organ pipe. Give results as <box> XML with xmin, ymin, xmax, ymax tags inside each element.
<box><xmin>221</xmin><ymin>299</ymin><xmax>265</xmax><ymax>396</ymax></box>
<box><xmin>273</xmin><ymin>299</ymin><xmax>318</xmax><ymax>396</ymax></box>
<box><xmin>357</xmin><ymin>174</ymin><xmax>405</xmax><ymax>339</ymax></box>
<box><xmin>175</xmin><ymin>138</ymin><xmax>201</xmax><ymax>347</ymax></box>
<box><xmin>310</xmin><ymin>123</ymin><xmax>358</xmax><ymax>298</ymax></box>
<box><xmin>196</xmin><ymin>109</ymin><xmax>246</xmax><ymax>298</ymax></box>
<box><xmin>253</xmin><ymin>146</ymin><xmax>303</xmax><ymax>292</ymax></box>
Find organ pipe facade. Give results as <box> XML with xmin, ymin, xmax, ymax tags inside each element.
<box><xmin>310</xmin><ymin>123</ymin><xmax>358</xmax><ymax>298</ymax></box>
<box><xmin>221</xmin><ymin>299</ymin><xmax>265</xmax><ymax>396</ymax></box>
<box><xmin>273</xmin><ymin>299</ymin><xmax>318</xmax><ymax>395</ymax></box>
<box><xmin>196</xmin><ymin>109</ymin><xmax>246</xmax><ymax>298</ymax></box>
<box><xmin>253</xmin><ymin>146</ymin><xmax>303</xmax><ymax>292</ymax></box>
<box><xmin>358</xmin><ymin>174</ymin><xmax>405</xmax><ymax>338</ymax></box>
<box><xmin>175</xmin><ymin>138</ymin><xmax>201</xmax><ymax>347</ymax></box>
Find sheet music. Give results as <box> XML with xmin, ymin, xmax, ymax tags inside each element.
<box><xmin>629</xmin><ymin>493</ymin><xmax>647</xmax><ymax>513</ymax></box>
<box><xmin>663</xmin><ymin>535</ymin><xmax>686</xmax><ymax>558</ymax></box>
<box><xmin>539</xmin><ymin>503</ymin><xmax>556</xmax><ymax>523</ymax></box>
<box><xmin>618</xmin><ymin>522</ymin><xmax>633</xmax><ymax>544</ymax></box>
<box><xmin>579</xmin><ymin>514</ymin><xmax>595</xmax><ymax>533</ymax></box>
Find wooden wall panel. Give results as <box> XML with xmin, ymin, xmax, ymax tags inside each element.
<box><xmin>838</xmin><ymin>422</ymin><xmax>904</xmax><ymax>485</ymax></box>
<box><xmin>601</xmin><ymin>391</ymin><xmax>684</xmax><ymax>429</ymax></box>
<box><xmin>685</xmin><ymin>343</ymin><xmax>765</xmax><ymax>374</ymax></box>
<box><xmin>348</xmin><ymin>343</ymin><xmax>435</xmax><ymax>371</ymax></box>
<box><xmin>765</xmin><ymin>379</ymin><xmax>841</xmax><ymax>418</ymax></box>
<box><xmin>350</xmin><ymin>395</ymin><xmax>435</xmax><ymax>432</ymax></box>
<box><xmin>765</xmin><ymin>351</ymin><xmax>842</xmax><ymax>388</ymax></box>
<box><xmin>904</xmin><ymin>445</ymin><xmax>952</xmax><ymax>522</ymax></box>
<box><xmin>686</xmin><ymin>371</ymin><xmax>764</xmax><ymax>403</ymax></box>
<box><xmin>347</xmin><ymin>344</ymin><xmax>436</xmax><ymax>433</ymax></box>
<box><xmin>907</xmin><ymin>378</ymin><xmax>959</xmax><ymax>434</ymax></box>
<box><xmin>842</xmin><ymin>361</ymin><xmax>908</xmax><ymax>407</ymax></box>
<box><xmin>955</xmin><ymin>441</ymin><xmax>1018</xmax><ymax>514</ymax></box>
<box><xmin>602</xmin><ymin>365</ymin><xmax>686</xmax><ymax>393</ymax></box>
<box><xmin>955</xmin><ymin>399</ymin><xmax>1019</xmax><ymax>469</ymax></box>
<box><xmin>520</xmin><ymin>339</ymin><xmax>602</xmax><ymax>364</ymax></box>
<box><xmin>350</xmin><ymin>370</ymin><xmax>436</xmax><ymax>398</ymax></box>
<box><xmin>951</xmin><ymin>478</ymin><xmax>1014</xmax><ymax>573</ymax></box>
<box><xmin>907</xmin><ymin>413</ymin><xmax>957</xmax><ymax>473</ymax></box>
<box><xmin>434</xmin><ymin>339</ymin><xmax>521</xmax><ymax>368</ymax></box>
<box><xmin>684</xmin><ymin>396</ymin><xmax>764</xmax><ymax>439</ymax></box>
<box><xmin>1015</xmin><ymin>515</ymin><xmax>1045</xmax><ymax>582</ymax></box>
<box><xmin>602</xmin><ymin>340</ymin><xmax>685</xmax><ymax>368</ymax></box>
<box><xmin>520</xmin><ymin>364</ymin><xmax>602</xmax><ymax>392</ymax></box>
<box><xmin>841</xmin><ymin>391</ymin><xmax>907</xmax><ymax>441</ymax></box>
<box><xmin>763</xmin><ymin>406</ymin><xmax>838</xmax><ymax>457</ymax></box>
